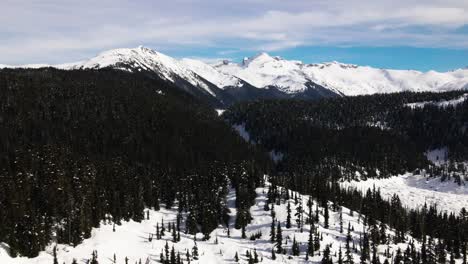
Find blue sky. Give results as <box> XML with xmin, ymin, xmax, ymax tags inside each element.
<box><xmin>1</xmin><ymin>0</ymin><xmax>467</xmax><ymax>71</ymax></box>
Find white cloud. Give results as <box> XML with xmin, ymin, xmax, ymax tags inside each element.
<box><xmin>0</xmin><ymin>0</ymin><xmax>467</xmax><ymax>64</ymax></box>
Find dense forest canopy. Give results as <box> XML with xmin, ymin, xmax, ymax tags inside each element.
<box><xmin>0</xmin><ymin>68</ymin><xmax>270</xmax><ymax>257</ymax></box>
<box><xmin>224</xmin><ymin>91</ymin><xmax>468</xmax><ymax>178</ymax></box>
<box><xmin>0</xmin><ymin>68</ymin><xmax>467</xmax><ymax>262</ymax></box>
<box><xmin>225</xmin><ymin>92</ymin><xmax>468</xmax><ymax>263</ymax></box>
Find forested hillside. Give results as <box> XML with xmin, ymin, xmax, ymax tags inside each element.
<box><xmin>224</xmin><ymin>92</ymin><xmax>468</xmax><ymax>263</ymax></box>
<box><xmin>225</xmin><ymin>91</ymin><xmax>468</xmax><ymax>179</ymax></box>
<box><xmin>0</xmin><ymin>68</ymin><xmax>270</xmax><ymax>257</ymax></box>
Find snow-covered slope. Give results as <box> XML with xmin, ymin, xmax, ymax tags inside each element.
<box><xmin>405</xmin><ymin>93</ymin><xmax>468</xmax><ymax>109</ymax></box>
<box><xmin>214</xmin><ymin>53</ymin><xmax>323</xmax><ymax>94</ymax></box>
<box><xmin>303</xmin><ymin>62</ymin><xmax>468</xmax><ymax>96</ymax></box>
<box><xmin>214</xmin><ymin>55</ymin><xmax>468</xmax><ymax>96</ymax></box>
<box><xmin>180</xmin><ymin>58</ymin><xmax>244</xmax><ymax>89</ymax></box>
<box><xmin>69</xmin><ymin>46</ymin><xmax>220</xmax><ymax>97</ymax></box>
<box><xmin>0</xmin><ymin>63</ymin><xmax>51</xmax><ymax>69</ymax></box>
<box><xmin>3</xmin><ymin>48</ymin><xmax>468</xmax><ymax>102</ymax></box>
<box><xmin>1</xmin><ymin>179</ymin><xmax>442</xmax><ymax>264</ymax></box>
<box><xmin>341</xmin><ymin>172</ymin><xmax>468</xmax><ymax>214</ymax></box>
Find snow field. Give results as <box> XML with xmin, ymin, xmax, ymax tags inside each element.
<box><xmin>341</xmin><ymin>173</ymin><xmax>468</xmax><ymax>214</ymax></box>
<box><xmin>2</xmin><ymin>179</ymin><xmax>448</xmax><ymax>264</ymax></box>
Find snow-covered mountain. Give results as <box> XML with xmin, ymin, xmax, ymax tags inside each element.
<box><xmin>66</xmin><ymin>46</ymin><xmax>233</xmax><ymax>106</ymax></box>
<box><xmin>214</xmin><ymin>54</ymin><xmax>468</xmax><ymax>96</ymax></box>
<box><xmin>2</xmin><ymin>47</ymin><xmax>468</xmax><ymax>106</ymax></box>
<box><xmin>70</xmin><ymin>46</ymin><xmax>209</xmax><ymax>90</ymax></box>
<box><xmin>213</xmin><ymin>52</ymin><xmax>326</xmax><ymax>94</ymax></box>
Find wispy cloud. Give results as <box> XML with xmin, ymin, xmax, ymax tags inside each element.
<box><xmin>0</xmin><ymin>0</ymin><xmax>467</xmax><ymax>64</ymax></box>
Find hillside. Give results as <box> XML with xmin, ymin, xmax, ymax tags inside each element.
<box><xmin>2</xmin><ymin>178</ymin><xmax>464</xmax><ymax>264</ymax></box>
<box><xmin>0</xmin><ymin>68</ymin><xmax>269</xmax><ymax>258</ymax></box>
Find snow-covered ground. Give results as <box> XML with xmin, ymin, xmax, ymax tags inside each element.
<box><xmin>405</xmin><ymin>94</ymin><xmax>468</xmax><ymax>109</ymax></box>
<box><xmin>232</xmin><ymin>123</ymin><xmax>253</xmax><ymax>143</ymax></box>
<box><xmin>2</xmin><ymin>179</ymin><xmax>444</xmax><ymax>264</ymax></box>
<box><xmin>181</xmin><ymin>58</ymin><xmax>244</xmax><ymax>89</ymax></box>
<box><xmin>341</xmin><ymin>173</ymin><xmax>468</xmax><ymax>214</ymax></box>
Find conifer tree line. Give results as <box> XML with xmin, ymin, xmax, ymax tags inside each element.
<box><xmin>224</xmin><ymin>91</ymin><xmax>468</xmax><ymax>261</ymax></box>
<box><xmin>265</xmin><ymin>179</ymin><xmax>468</xmax><ymax>263</ymax></box>
<box><xmin>0</xmin><ymin>69</ymin><xmax>270</xmax><ymax>257</ymax></box>
<box><xmin>225</xmin><ymin>90</ymin><xmax>468</xmax><ymax>177</ymax></box>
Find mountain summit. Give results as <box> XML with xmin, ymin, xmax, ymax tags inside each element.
<box><xmin>2</xmin><ymin>46</ymin><xmax>468</xmax><ymax>106</ymax></box>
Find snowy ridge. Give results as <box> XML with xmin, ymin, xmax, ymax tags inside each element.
<box><xmin>214</xmin><ymin>53</ymin><xmax>315</xmax><ymax>94</ymax></box>
<box><xmin>69</xmin><ymin>46</ymin><xmax>218</xmax><ymax>96</ymax></box>
<box><xmin>2</xmin><ymin>47</ymin><xmax>468</xmax><ymax>100</ymax></box>
<box><xmin>303</xmin><ymin>63</ymin><xmax>468</xmax><ymax>96</ymax></box>
<box><xmin>214</xmin><ymin>55</ymin><xmax>468</xmax><ymax>96</ymax></box>
<box><xmin>180</xmin><ymin>58</ymin><xmax>244</xmax><ymax>89</ymax></box>
<box><xmin>0</xmin><ymin>179</ymin><xmax>440</xmax><ymax>264</ymax></box>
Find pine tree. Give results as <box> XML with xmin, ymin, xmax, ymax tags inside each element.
<box><xmin>271</xmin><ymin>249</ymin><xmax>276</xmax><ymax>260</ymax></box>
<box><xmin>286</xmin><ymin>202</ymin><xmax>292</xmax><ymax>229</ymax></box>
<box><xmin>314</xmin><ymin>231</ymin><xmax>321</xmax><ymax>253</ymax></box>
<box><xmin>360</xmin><ymin>231</ymin><xmax>370</xmax><ymax>263</ymax></box>
<box><xmin>422</xmin><ymin>238</ymin><xmax>428</xmax><ymax>264</ymax></box>
<box><xmin>436</xmin><ymin>239</ymin><xmax>446</xmax><ymax>264</ymax></box>
<box><xmin>345</xmin><ymin>223</ymin><xmax>354</xmax><ymax>264</ymax></box>
<box><xmin>295</xmin><ymin>198</ymin><xmax>303</xmax><ymax>232</ymax></box>
<box><xmin>234</xmin><ymin>252</ymin><xmax>239</xmax><ymax>262</ymax></box>
<box><xmin>394</xmin><ymin>248</ymin><xmax>403</xmax><ymax>264</ymax></box>
<box><xmin>339</xmin><ymin>210</ymin><xmax>344</xmax><ymax>233</ymax></box>
<box><xmin>276</xmin><ymin>222</ymin><xmax>283</xmax><ymax>253</ymax></box>
<box><xmin>450</xmin><ymin>251</ymin><xmax>455</xmax><ymax>264</ymax></box>
<box><xmin>270</xmin><ymin>218</ymin><xmax>276</xmax><ymax>242</ymax></box>
<box><xmin>371</xmin><ymin>244</ymin><xmax>379</xmax><ymax>264</ymax></box>
<box><xmin>90</xmin><ymin>250</ymin><xmax>98</xmax><ymax>264</ymax></box>
<box><xmin>172</xmin><ymin>223</ymin><xmax>177</xmax><ymax>242</ymax></box>
<box><xmin>53</xmin><ymin>245</ymin><xmax>58</xmax><ymax>264</ymax></box>
<box><xmin>253</xmin><ymin>249</ymin><xmax>259</xmax><ymax>263</ymax></box>
<box><xmin>308</xmin><ymin>225</ymin><xmax>315</xmax><ymax>256</ymax></box>
<box><xmin>292</xmin><ymin>236</ymin><xmax>300</xmax><ymax>256</ymax></box>
<box><xmin>324</xmin><ymin>203</ymin><xmax>329</xmax><ymax>229</ymax></box>
<box><xmin>315</xmin><ymin>203</ymin><xmax>320</xmax><ymax>223</ymax></box>
<box><xmin>463</xmin><ymin>242</ymin><xmax>467</xmax><ymax>264</ymax></box>
<box><xmin>322</xmin><ymin>245</ymin><xmax>333</xmax><ymax>264</ymax></box>
<box><xmin>338</xmin><ymin>245</ymin><xmax>344</xmax><ymax>264</ymax></box>
<box><xmin>156</xmin><ymin>223</ymin><xmax>160</xmax><ymax>239</ymax></box>
<box><xmin>160</xmin><ymin>250</ymin><xmax>165</xmax><ymax>264</ymax></box>
<box><xmin>192</xmin><ymin>242</ymin><xmax>199</xmax><ymax>260</ymax></box>
<box><xmin>170</xmin><ymin>246</ymin><xmax>176</xmax><ymax>264</ymax></box>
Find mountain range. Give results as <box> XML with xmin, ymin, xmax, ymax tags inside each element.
<box><xmin>2</xmin><ymin>46</ymin><xmax>467</xmax><ymax>106</ymax></box>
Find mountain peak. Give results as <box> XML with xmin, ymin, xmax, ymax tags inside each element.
<box><xmin>135</xmin><ymin>45</ymin><xmax>155</xmax><ymax>53</ymax></box>
<box><xmin>242</xmin><ymin>52</ymin><xmax>277</xmax><ymax>66</ymax></box>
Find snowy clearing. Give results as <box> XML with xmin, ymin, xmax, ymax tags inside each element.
<box><xmin>0</xmin><ymin>179</ymin><xmax>441</xmax><ymax>264</ymax></box>
<box><xmin>341</xmin><ymin>173</ymin><xmax>468</xmax><ymax>214</ymax></box>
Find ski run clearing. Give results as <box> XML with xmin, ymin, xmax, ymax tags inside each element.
<box><xmin>1</xmin><ymin>178</ymin><xmax>462</xmax><ymax>264</ymax></box>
